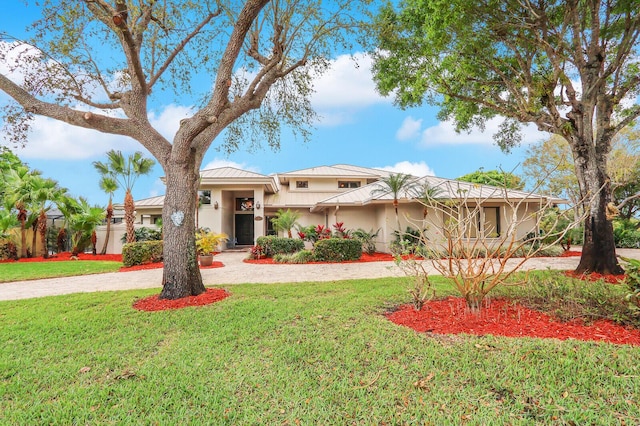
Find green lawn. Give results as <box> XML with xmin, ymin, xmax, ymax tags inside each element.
<box><xmin>0</xmin><ymin>261</ymin><xmax>122</xmax><ymax>283</ymax></box>
<box><xmin>1</xmin><ymin>277</ymin><xmax>638</xmax><ymax>424</ymax></box>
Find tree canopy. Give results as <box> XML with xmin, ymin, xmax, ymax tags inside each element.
<box><xmin>457</xmin><ymin>169</ymin><xmax>524</xmax><ymax>190</ymax></box>
<box><xmin>371</xmin><ymin>0</ymin><xmax>640</xmax><ymax>274</ymax></box>
<box><xmin>0</xmin><ymin>0</ymin><xmax>368</xmax><ymax>298</ymax></box>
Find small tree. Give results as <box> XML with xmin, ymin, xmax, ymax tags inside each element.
<box><xmin>93</xmin><ymin>150</ymin><xmax>155</xmax><ymax>244</ymax></box>
<box><xmin>270</xmin><ymin>209</ymin><xmax>301</xmax><ymax>238</ymax></box>
<box><xmin>371</xmin><ymin>173</ymin><xmax>419</xmax><ymax>233</ymax></box>
<box><xmin>396</xmin><ymin>178</ymin><xmax>584</xmax><ymax>313</ymax></box>
<box><xmin>97</xmin><ymin>176</ymin><xmax>118</xmax><ymax>255</ymax></box>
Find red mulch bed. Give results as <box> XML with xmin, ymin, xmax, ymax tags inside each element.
<box><xmin>559</xmin><ymin>250</ymin><xmax>582</xmax><ymax>257</ymax></box>
<box><xmin>133</xmin><ymin>288</ymin><xmax>230</xmax><ymax>312</ymax></box>
<box><xmin>563</xmin><ymin>270</ymin><xmax>626</xmax><ymax>284</ymax></box>
<box><xmin>0</xmin><ymin>252</ymin><xmax>123</xmax><ymax>263</ymax></box>
<box><xmin>387</xmin><ymin>296</ymin><xmax>640</xmax><ymax>346</ymax></box>
<box><xmin>119</xmin><ymin>261</ymin><xmax>224</xmax><ymax>272</ymax></box>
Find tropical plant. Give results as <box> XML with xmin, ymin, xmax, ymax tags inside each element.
<box><xmin>195</xmin><ymin>229</ymin><xmax>228</xmax><ymax>255</ymax></box>
<box><xmin>97</xmin><ymin>176</ymin><xmax>118</xmax><ymax>254</ymax></box>
<box><xmin>2</xmin><ymin>165</ymin><xmax>41</xmax><ymax>258</ymax></box>
<box><xmin>28</xmin><ymin>175</ymin><xmax>68</xmax><ymax>258</ymax></box>
<box><xmin>372</xmin><ymin>0</ymin><xmax>640</xmax><ymax>275</ymax></box>
<box><xmin>93</xmin><ymin>150</ymin><xmax>155</xmax><ymax>244</ymax></box>
<box><xmin>371</xmin><ymin>173</ymin><xmax>419</xmax><ymax>231</ymax></box>
<box><xmin>0</xmin><ymin>1</ymin><xmax>366</xmax><ymax>300</ymax></box>
<box><xmin>270</xmin><ymin>209</ymin><xmax>302</xmax><ymax>238</ymax></box>
<box><xmin>352</xmin><ymin>228</ymin><xmax>380</xmax><ymax>255</ymax></box>
<box><xmin>66</xmin><ymin>198</ymin><xmax>106</xmax><ymax>256</ymax></box>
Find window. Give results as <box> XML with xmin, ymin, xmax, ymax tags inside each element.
<box><xmin>198</xmin><ymin>190</ymin><xmax>211</xmax><ymax>205</ymax></box>
<box><xmin>235</xmin><ymin>197</ymin><xmax>254</xmax><ymax>211</ymax></box>
<box><xmin>338</xmin><ymin>181</ymin><xmax>360</xmax><ymax>189</ymax></box>
<box><xmin>483</xmin><ymin>207</ymin><xmax>500</xmax><ymax>237</ymax></box>
<box><xmin>266</xmin><ymin>216</ymin><xmax>277</xmax><ymax>235</ymax></box>
<box><xmin>442</xmin><ymin>206</ymin><xmax>500</xmax><ymax>238</ymax></box>
<box><xmin>296</xmin><ymin>180</ymin><xmax>309</xmax><ymax>189</ymax></box>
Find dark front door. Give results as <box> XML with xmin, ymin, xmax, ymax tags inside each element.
<box><xmin>235</xmin><ymin>214</ymin><xmax>254</xmax><ymax>245</ymax></box>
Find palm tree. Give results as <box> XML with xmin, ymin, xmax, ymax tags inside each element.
<box><xmin>93</xmin><ymin>150</ymin><xmax>155</xmax><ymax>244</ymax></box>
<box><xmin>371</xmin><ymin>173</ymin><xmax>419</xmax><ymax>231</ymax></box>
<box><xmin>67</xmin><ymin>197</ymin><xmax>106</xmax><ymax>256</ymax></box>
<box><xmin>411</xmin><ymin>181</ymin><xmax>444</xmax><ymax>218</ymax></box>
<box><xmin>27</xmin><ymin>175</ymin><xmax>67</xmax><ymax>258</ymax></box>
<box><xmin>2</xmin><ymin>165</ymin><xmax>41</xmax><ymax>258</ymax></box>
<box><xmin>98</xmin><ymin>176</ymin><xmax>118</xmax><ymax>254</ymax></box>
<box><xmin>271</xmin><ymin>209</ymin><xmax>302</xmax><ymax>238</ymax></box>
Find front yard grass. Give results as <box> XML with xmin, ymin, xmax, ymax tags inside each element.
<box><xmin>0</xmin><ymin>261</ymin><xmax>123</xmax><ymax>283</ymax></box>
<box><xmin>1</xmin><ymin>277</ymin><xmax>638</xmax><ymax>424</ymax></box>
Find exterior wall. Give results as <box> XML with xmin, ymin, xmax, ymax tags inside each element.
<box><xmin>94</xmin><ymin>222</ymin><xmax>162</xmax><ymax>254</ymax></box>
<box><xmin>289</xmin><ymin>177</ymin><xmax>367</xmax><ymax>192</ymax></box>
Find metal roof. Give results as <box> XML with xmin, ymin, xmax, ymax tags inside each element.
<box><xmin>310</xmin><ymin>175</ymin><xmax>563</xmax><ymax>212</ymax></box>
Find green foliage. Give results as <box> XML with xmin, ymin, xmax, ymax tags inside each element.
<box><xmin>621</xmin><ymin>257</ymin><xmax>640</xmax><ymax>316</ymax></box>
<box><xmin>256</xmin><ymin>235</ymin><xmax>304</xmax><ymax>256</ymax></box>
<box><xmin>498</xmin><ymin>271</ymin><xmax>639</xmax><ymax>328</ymax></box>
<box><xmin>120</xmin><ymin>227</ymin><xmax>163</xmax><ymax>243</ymax></box>
<box><xmin>390</xmin><ymin>226</ymin><xmax>426</xmax><ymax>256</ymax></box>
<box><xmin>273</xmin><ymin>250</ymin><xmax>315</xmax><ymax>264</ymax></box>
<box><xmin>122</xmin><ymin>241</ymin><xmax>163</xmax><ymax>267</ymax></box>
<box><xmin>313</xmin><ymin>238</ymin><xmax>362</xmax><ymax>262</ymax></box>
<box><xmin>457</xmin><ymin>169</ymin><xmax>524</xmax><ymax>190</ymax></box>
<box><xmin>614</xmin><ymin>220</ymin><xmax>640</xmax><ymax>248</ymax></box>
<box><xmin>270</xmin><ymin>209</ymin><xmax>302</xmax><ymax>238</ymax></box>
<box><xmin>352</xmin><ymin>228</ymin><xmax>380</xmax><ymax>255</ymax></box>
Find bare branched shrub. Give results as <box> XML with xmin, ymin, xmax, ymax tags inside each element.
<box><xmin>393</xmin><ymin>256</ymin><xmax>436</xmax><ymax>310</ymax></box>
<box><xmin>397</xmin><ymin>177</ymin><xmax>587</xmax><ymax>313</ymax></box>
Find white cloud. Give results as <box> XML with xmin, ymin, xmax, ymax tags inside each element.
<box><xmin>311</xmin><ymin>52</ymin><xmax>391</xmax><ymax>126</ymax></box>
<box><xmin>377</xmin><ymin>161</ymin><xmax>435</xmax><ymax>177</ymax></box>
<box><xmin>311</xmin><ymin>53</ymin><xmax>388</xmax><ymax>109</ymax></box>
<box><xmin>202</xmin><ymin>158</ymin><xmax>260</xmax><ymax>172</ymax></box>
<box><xmin>8</xmin><ymin>103</ymin><xmax>194</xmax><ymax>160</ymax></box>
<box><xmin>418</xmin><ymin>118</ymin><xmax>547</xmax><ymax>147</ymax></box>
<box><xmin>148</xmin><ymin>104</ymin><xmax>194</xmax><ymax>141</ymax></box>
<box><xmin>395</xmin><ymin>116</ymin><xmax>423</xmax><ymax>141</ymax></box>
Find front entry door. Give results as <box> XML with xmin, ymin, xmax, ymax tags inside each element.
<box><xmin>235</xmin><ymin>214</ymin><xmax>254</xmax><ymax>245</ymax></box>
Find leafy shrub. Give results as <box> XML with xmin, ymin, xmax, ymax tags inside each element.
<box><xmin>120</xmin><ymin>227</ymin><xmax>162</xmax><ymax>243</ymax></box>
<box><xmin>0</xmin><ymin>240</ymin><xmax>17</xmax><ymax>261</ymax></box>
<box><xmin>496</xmin><ymin>271</ymin><xmax>639</xmax><ymax>327</ymax></box>
<box><xmin>621</xmin><ymin>256</ymin><xmax>640</xmax><ymax>316</ymax></box>
<box><xmin>273</xmin><ymin>250</ymin><xmax>315</xmax><ymax>264</ymax></box>
<box><xmin>122</xmin><ymin>241</ymin><xmax>163</xmax><ymax>267</ymax></box>
<box><xmin>614</xmin><ymin>220</ymin><xmax>640</xmax><ymax>248</ymax></box>
<box><xmin>313</xmin><ymin>238</ymin><xmax>362</xmax><ymax>262</ymax></box>
<box><xmin>352</xmin><ymin>228</ymin><xmax>380</xmax><ymax>255</ymax></box>
<box><xmin>248</xmin><ymin>245</ymin><xmax>266</xmax><ymax>260</ymax></box>
<box><xmin>256</xmin><ymin>236</ymin><xmax>303</xmax><ymax>256</ymax></box>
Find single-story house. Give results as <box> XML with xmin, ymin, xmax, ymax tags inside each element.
<box><xmin>103</xmin><ymin>164</ymin><xmax>561</xmax><ymax>254</ymax></box>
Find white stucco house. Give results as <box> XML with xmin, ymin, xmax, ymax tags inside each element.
<box><xmin>97</xmin><ymin>164</ymin><xmax>561</xmax><ymax>254</ymax></box>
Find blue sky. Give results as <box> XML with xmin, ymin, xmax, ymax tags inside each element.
<box><xmin>1</xmin><ymin>2</ymin><xmax>548</xmax><ymax>207</ymax></box>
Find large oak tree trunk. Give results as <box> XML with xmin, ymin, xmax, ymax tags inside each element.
<box><xmin>571</xmin><ymin>136</ymin><xmax>624</xmax><ymax>275</ymax></box>
<box><xmin>159</xmin><ymin>158</ymin><xmax>205</xmax><ymax>299</ymax></box>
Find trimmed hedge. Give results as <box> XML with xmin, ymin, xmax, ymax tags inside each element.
<box><xmin>273</xmin><ymin>250</ymin><xmax>315</xmax><ymax>264</ymax></box>
<box><xmin>122</xmin><ymin>240</ymin><xmax>163</xmax><ymax>267</ymax></box>
<box><xmin>313</xmin><ymin>238</ymin><xmax>362</xmax><ymax>262</ymax></box>
<box><xmin>256</xmin><ymin>236</ymin><xmax>304</xmax><ymax>256</ymax></box>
